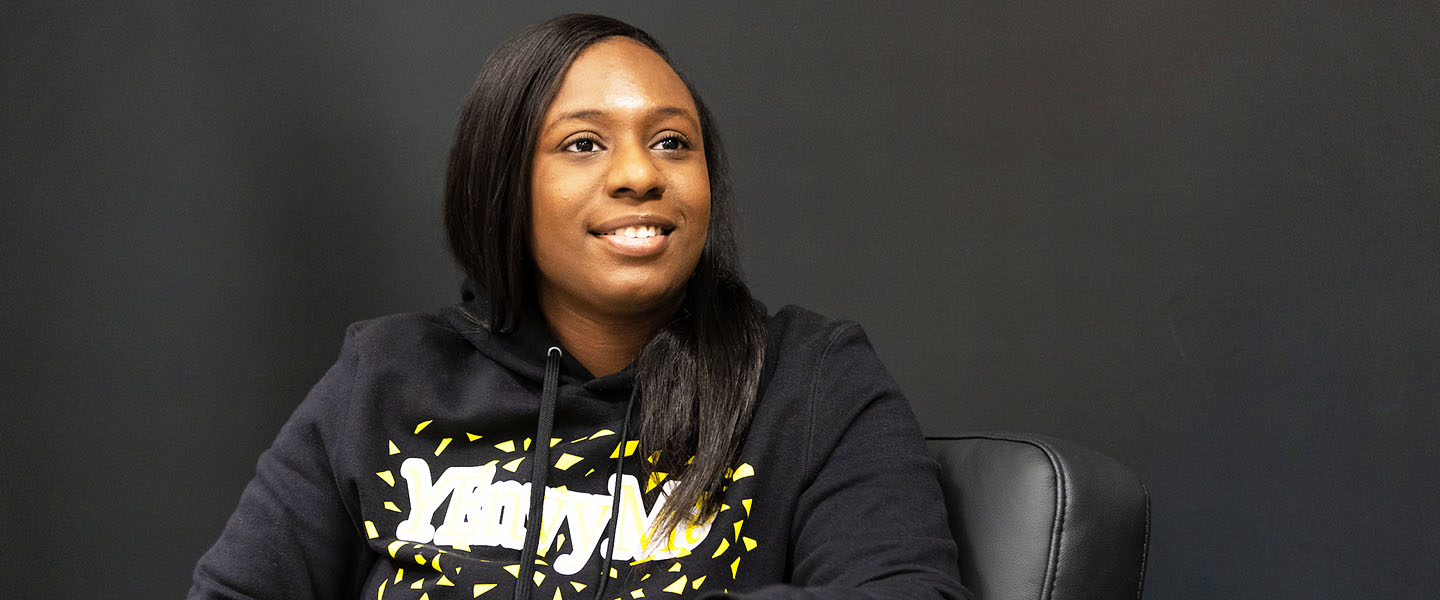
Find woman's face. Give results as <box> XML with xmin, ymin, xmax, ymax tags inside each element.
<box><xmin>529</xmin><ymin>38</ymin><xmax>710</xmax><ymax>322</ymax></box>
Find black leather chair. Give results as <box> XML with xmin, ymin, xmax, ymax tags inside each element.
<box><xmin>927</xmin><ymin>433</ymin><xmax>1150</xmax><ymax>600</ymax></box>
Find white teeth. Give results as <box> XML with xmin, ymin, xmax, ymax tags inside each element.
<box><xmin>618</xmin><ymin>226</ymin><xmax>660</xmax><ymax>238</ymax></box>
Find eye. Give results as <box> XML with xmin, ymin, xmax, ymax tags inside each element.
<box><xmin>563</xmin><ymin>137</ymin><xmax>602</xmax><ymax>153</ymax></box>
<box><xmin>652</xmin><ymin>135</ymin><xmax>691</xmax><ymax>151</ymax></box>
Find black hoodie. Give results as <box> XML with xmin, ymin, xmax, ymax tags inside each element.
<box><xmin>189</xmin><ymin>288</ymin><xmax>969</xmax><ymax>600</ymax></box>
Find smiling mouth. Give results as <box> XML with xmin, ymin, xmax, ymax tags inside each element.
<box><xmin>590</xmin><ymin>223</ymin><xmax>676</xmax><ymax>257</ymax></box>
<box><xmin>594</xmin><ymin>225</ymin><xmax>674</xmax><ymax>239</ymax></box>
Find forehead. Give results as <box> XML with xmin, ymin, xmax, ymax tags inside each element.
<box><xmin>544</xmin><ymin>38</ymin><xmax>697</xmax><ymax>119</ymax></box>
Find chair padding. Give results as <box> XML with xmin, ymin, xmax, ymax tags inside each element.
<box><xmin>927</xmin><ymin>433</ymin><xmax>1149</xmax><ymax>600</ymax></box>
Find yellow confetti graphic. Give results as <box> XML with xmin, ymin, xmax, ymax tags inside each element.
<box><xmin>570</xmin><ymin>582</ymin><xmax>587</xmax><ymax>592</ymax></box>
<box><xmin>473</xmin><ymin>583</ymin><xmax>497</xmax><ymax>597</ymax></box>
<box><xmin>743</xmin><ymin>537</ymin><xmax>757</xmax><ymax>551</ymax></box>
<box><xmin>712</xmin><ymin>539</ymin><xmax>729</xmax><ymax>558</ymax></box>
<box><xmin>467</xmin><ymin>432</ymin><xmax>482</xmax><ymax>441</ymax></box>
<box><xmin>364</xmin><ymin>521</ymin><xmax>378</xmax><ymax>539</ymax></box>
<box><xmin>733</xmin><ymin>520</ymin><xmax>743</xmax><ymax>540</ymax></box>
<box><xmin>495</xmin><ymin>440</ymin><xmax>516</xmax><ymax>452</ymax></box>
<box><xmin>376</xmin><ymin>471</ymin><xmax>395</xmax><ymax>486</ymax></box>
<box><xmin>435</xmin><ymin>438</ymin><xmax>452</xmax><ymax>456</ymax></box>
<box><xmin>731</xmin><ymin>463</ymin><xmax>754</xmax><ymax>481</ymax></box>
<box><xmin>410</xmin><ymin>578</ymin><xmax>424</xmax><ymax>589</ymax></box>
<box><xmin>663</xmin><ymin>575</ymin><xmax>688</xmax><ymax>594</ymax></box>
<box><xmin>388</xmin><ymin>440</ymin><xmax>400</xmax><ymax>455</ymax></box>
<box><xmin>502</xmin><ymin>457</ymin><xmax>525</xmax><ymax>472</ymax></box>
<box><xmin>414</xmin><ymin>554</ymin><xmax>426</xmax><ymax>566</ymax></box>
<box><xmin>591</xmin><ymin>429</ymin><xmax>615</xmax><ymax>439</ymax></box>
<box><xmin>384</xmin><ymin>501</ymin><xmax>402</xmax><ymax>513</ymax></box>
<box><xmin>742</xmin><ymin>499</ymin><xmax>752</xmax><ymax>515</ymax></box>
<box><xmin>668</xmin><ymin>563</ymin><xmax>681</xmax><ymax>572</ymax></box>
<box><xmin>692</xmin><ymin>575</ymin><xmax>706</xmax><ymax>589</ymax></box>
<box><xmin>730</xmin><ymin>557</ymin><xmax>741</xmax><ymax>578</ymax></box>
<box><xmin>388</xmin><ymin>541</ymin><xmax>406</xmax><ymax>557</ymax></box>
<box><xmin>438</xmin><ymin>576</ymin><xmax>454</xmax><ymax>587</ymax></box>
<box><xmin>610</xmin><ymin>440</ymin><xmax>639</xmax><ymax>458</ymax></box>
<box><xmin>414</xmin><ymin>420</ymin><xmax>433</xmax><ymax>434</ymax></box>
<box><xmin>555</xmin><ymin>453</ymin><xmax>583</xmax><ymax>470</ymax></box>
<box><xmin>394</xmin><ymin>568</ymin><xmax>404</xmax><ymax>583</ymax></box>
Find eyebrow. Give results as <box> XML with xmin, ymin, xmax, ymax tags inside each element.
<box><xmin>547</xmin><ymin>106</ymin><xmax>698</xmax><ymax>130</ymax></box>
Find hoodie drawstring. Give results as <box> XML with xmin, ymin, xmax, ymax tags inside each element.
<box><xmin>590</xmin><ymin>386</ymin><xmax>637</xmax><ymax>600</ymax></box>
<box><xmin>513</xmin><ymin>346</ymin><xmax>639</xmax><ymax>600</ymax></box>
<box><xmin>515</xmin><ymin>347</ymin><xmax>562</xmax><ymax>600</ymax></box>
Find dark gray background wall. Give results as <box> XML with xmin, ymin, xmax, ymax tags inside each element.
<box><xmin>3</xmin><ymin>2</ymin><xmax>1437</xmax><ymax>598</ymax></box>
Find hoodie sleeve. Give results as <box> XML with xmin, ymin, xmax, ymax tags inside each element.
<box><xmin>705</xmin><ymin>323</ymin><xmax>972</xmax><ymax>600</ymax></box>
<box><xmin>187</xmin><ymin>325</ymin><xmax>373</xmax><ymax>600</ymax></box>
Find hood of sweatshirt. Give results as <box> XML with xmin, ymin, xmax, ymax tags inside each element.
<box><xmin>442</xmin><ymin>279</ymin><xmax>637</xmax><ymax>396</ymax></box>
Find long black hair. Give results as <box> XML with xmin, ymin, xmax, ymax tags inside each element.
<box><xmin>443</xmin><ymin>14</ymin><xmax>765</xmax><ymax>536</ymax></box>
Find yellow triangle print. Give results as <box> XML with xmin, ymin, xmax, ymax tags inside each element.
<box><xmin>473</xmin><ymin>583</ymin><xmax>497</xmax><ymax>596</ymax></box>
<box><xmin>414</xmin><ymin>420</ymin><xmax>432</xmax><ymax>434</ymax></box>
<box><xmin>555</xmin><ymin>453</ymin><xmax>583</xmax><ymax>470</ymax></box>
<box><xmin>376</xmin><ymin>471</ymin><xmax>395</xmax><ymax>486</ymax></box>
<box><xmin>387</xmin><ymin>440</ymin><xmax>400</xmax><ymax>455</ymax></box>
<box><xmin>662</xmin><ymin>575</ymin><xmax>688</xmax><ymax>593</ymax></box>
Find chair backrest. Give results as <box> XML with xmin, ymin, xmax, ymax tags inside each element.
<box><xmin>927</xmin><ymin>433</ymin><xmax>1150</xmax><ymax>600</ymax></box>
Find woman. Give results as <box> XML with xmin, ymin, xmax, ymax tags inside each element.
<box><xmin>189</xmin><ymin>14</ymin><xmax>968</xmax><ymax>600</ymax></box>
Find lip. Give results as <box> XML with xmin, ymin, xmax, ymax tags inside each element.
<box><xmin>588</xmin><ymin>214</ymin><xmax>677</xmax><ymax>234</ymax></box>
<box><xmin>588</xmin><ymin>214</ymin><xmax>678</xmax><ymax>258</ymax></box>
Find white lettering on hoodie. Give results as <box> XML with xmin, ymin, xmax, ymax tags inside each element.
<box><xmin>394</xmin><ymin>457</ymin><xmax>713</xmax><ymax>575</ymax></box>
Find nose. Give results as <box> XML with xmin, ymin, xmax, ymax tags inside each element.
<box><xmin>606</xmin><ymin>140</ymin><xmax>663</xmax><ymax>201</ymax></box>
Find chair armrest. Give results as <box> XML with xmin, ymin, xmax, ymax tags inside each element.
<box><xmin>927</xmin><ymin>432</ymin><xmax>1150</xmax><ymax>600</ymax></box>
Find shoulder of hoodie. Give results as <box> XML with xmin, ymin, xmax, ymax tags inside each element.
<box><xmin>764</xmin><ymin>304</ymin><xmax>876</xmax><ymax>371</ymax></box>
<box><xmin>333</xmin><ymin>308</ymin><xmax>473</xmax><ymax>360</ymax></box>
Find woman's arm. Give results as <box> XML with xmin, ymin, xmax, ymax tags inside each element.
<box><xmin>707</xmin><ymin>323</ymin><xmax>972</xmax><ymax>600</ymax></box>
